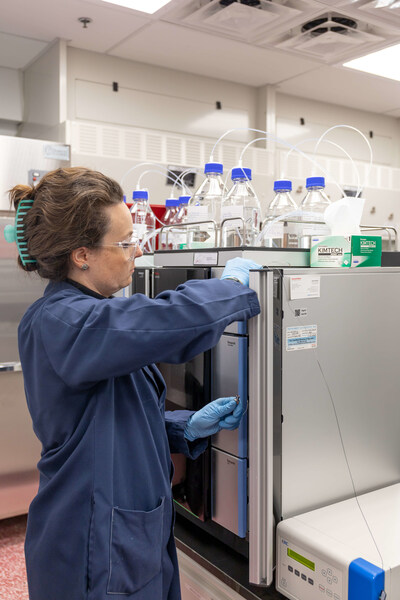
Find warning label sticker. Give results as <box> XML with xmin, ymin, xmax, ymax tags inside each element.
<box><xmin>286</xmin><ymin>325</ymin><xmax>317</xmax><ymax>352</ymax></box>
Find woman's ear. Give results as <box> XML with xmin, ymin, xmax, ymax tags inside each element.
<box><xmin>70</xmin><ymin>247</ymin><xmax>90</xmax><ymax>270</ymax></box>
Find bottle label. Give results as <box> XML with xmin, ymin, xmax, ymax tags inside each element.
<box><xmin>221</xmin><ymin>205</ymin><xmax>244</xmax><ymax>222</ymax></box>
<box><xmin>263</xmin><ymin>222</ymin><xmax>284</xmax><ymax>240</ymax></box>
<box><xmin>187</xmin><ymin>206</ymin><xmax>209</xmax><ymax>222</ymax></box>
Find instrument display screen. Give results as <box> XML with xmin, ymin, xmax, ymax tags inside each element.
<box><xmin>287</xmin><ymin>548</ymin><xmax>315</xmax><ymax>571</ymax></box>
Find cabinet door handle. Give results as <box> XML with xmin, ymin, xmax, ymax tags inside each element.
<box><xmin>0</xmin><ymin>362</ymin><xmax>22</xmax><ymax>372</ymax></box>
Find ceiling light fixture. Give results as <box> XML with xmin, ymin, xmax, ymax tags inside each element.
<box><xmin>99</xmin><ymin>0</ymin><xmax>172</xmax><ymax>14</ymax></box>
<box><xmin>343</xmin><ymin>43</ymin><xmax>400</xmax><ymax>82</ymax></box>
<box><xmin>374</xmin><ymin>0</ymin><xmax>400</xmax><ymax>8</ymax></box>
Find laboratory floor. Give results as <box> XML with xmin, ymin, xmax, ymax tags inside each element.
<box><xmin>0</xmin><ymin>515</ymin><xmax>29</xmax><ymax>599</ymax></box>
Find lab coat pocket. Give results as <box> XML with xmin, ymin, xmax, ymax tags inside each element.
<box><xmin>107</xmin><ymin>496</ymin><xmax>165</xmax><ymax>595</ymax></box>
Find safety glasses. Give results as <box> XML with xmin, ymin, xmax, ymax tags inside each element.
<box><xmin>97</xmin><ymin>233</ymin><xmax>139</xmax><ymax>259</ymax></box>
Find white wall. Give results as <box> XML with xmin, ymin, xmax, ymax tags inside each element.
<box><xmin>19</xmin><ymin>40</ymin><xmax>67</xmax><ymax>141</ymax></box>
<box><xmin>276</xmin><ymin>93</ymin><xmax>400</xmax><ymax>167</ymax></box>
<box><xmin>0</xmin><ymin>136</ymin><xmax>70</xmax><ymax>210</ymax></box>
<box><xmin>67</xmin><ymin>48</ymin><xmax>257</xmax><ymax>144</ymax></box>
<box><xmin>0</xmin><ymin>67</ymin><xmax>23</xmax><ymax>128</ymax></box>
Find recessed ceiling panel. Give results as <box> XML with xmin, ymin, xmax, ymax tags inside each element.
<box><xmin>267</xmin><ymin>9</ymin><xmax>397</xmax><ymax>64</ymax></box>
<box><xmin>202</xmin><ymin>2</ymin><xmax>281</xmax><ymax>37</ymax></box>
<box><xmin>109</xmin><ymin>21</ymin><xmax>318</xmax><ymax>86</ymax></box>
<box><xmin>176</xmin><ymin>0</ymin><xmax>317</xmax><ymax>43</ymax></box>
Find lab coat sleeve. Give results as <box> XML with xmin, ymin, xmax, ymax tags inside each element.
<box><xmin>39</xmin><ymin>278</ymin><xmax>260</xmax><ymax>389</ymax></box>
<box><xmin>165</xmin><ymin>410</ymin><xmax>208</xmax><ymax>460</ymax></box>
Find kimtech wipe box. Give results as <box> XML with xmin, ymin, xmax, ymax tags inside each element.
<box><xmin>351</xmin><ymin>235</ymin><xmax>382</xmax><ymax>267</ymax></box>
<box><xmin>310</xmin><ymin>236</ymin><xmax>351</xmax><ymax>267</ymax></box>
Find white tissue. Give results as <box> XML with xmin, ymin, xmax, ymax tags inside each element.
<box><xmin>324</xmin><ymin>196</ymin><xmax>365</xmax><ymax>236</ymax></box>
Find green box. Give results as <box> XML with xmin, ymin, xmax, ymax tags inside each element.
<box><xmin>310</xmin><ymin>236</ymin><xmax>351</xmax><ymax>267</ymax></box>
<box><xmin>351</xmin><ymin>235</ymin><xmax>382</xmax><ymax>267</ymax></box>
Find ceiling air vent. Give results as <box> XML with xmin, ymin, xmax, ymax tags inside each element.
<box><xmin>273</xmin><ymin>11</ymin><xmax>387</xmax><ymax>62</ymax></box>
<box><xmin>218</xmin><ymin>0</ymin><xmax>262</xmax><ymax>6</ymax></box>
<box><xmin>181</xmin><ymin>0</ymin><xmax>307</xmax><ymax>42</ymax></box>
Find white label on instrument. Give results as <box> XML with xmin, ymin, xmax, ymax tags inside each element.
<box><xmin>290</xmin><ymin>275</ymin><xmax>320</xmax><ymax>300</ymax></box>
<box><xmin>43</xmin><ymin>144</ymin><xmax>70</xmax><ymax>161</ymax></box>
<box><xmin>286</xmin><ymin>325</ymin><xmax>317</xmax><ymax>351</ymax></box>
<box><xmin>194</xmin><ymin>252</ymin><xmax>218</xmax><ymax>265</ymax></box>
<box><xmin>187</xmin><ymin>206</ymin><xmax>209</xmax><ymax>222</ymax></box>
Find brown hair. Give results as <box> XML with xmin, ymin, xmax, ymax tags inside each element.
<box><xmin>8</xmin><ymin>167</ymin><xmax>123</xmax><ymax>281</ymax></box>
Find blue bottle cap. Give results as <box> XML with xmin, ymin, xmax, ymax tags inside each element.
<box><xmin>204</xmin><ymin>162</ymin><xmax>223</xmax><ymax>175</ymax></box>
<box><xmin>132</xmin><ymin>190</ymin><xmax>148</xmax><ymax>200</ymax></box>
<box><xmin>274</xmin><ymin>179</ymin><xmax>292</xmax><ymax>192</ymax></box>
<box><xmin>178</xmin><ymin>195</ymin><xmax>191</xmax><ymax>204</ymax></box>
<box><xmin>123</xmin><ymin>195</ymin><xmax>126</xmax><ymax>203</ymax></box>
<box><xmin>165</xmin><ymin>199</ymin><xmax>179</xmax><ymax>207</ymax></box>
<box><xmin>306</xmin><ymin>177</ymin><xmax>325</xmax><ymax>188</ymax></box>
<box><xmin>232</xmin><ymin>167</ymin><xmax>252</xmax><ymax>181</ymax></box>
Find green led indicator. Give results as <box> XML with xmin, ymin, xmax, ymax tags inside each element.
<box><xmin>287</xmin><ymin>548</ymin><xmax>315</xmax><ymax>572</ymax></box>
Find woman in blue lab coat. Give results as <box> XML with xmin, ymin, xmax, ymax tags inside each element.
<box><xmin>8</xmin><ymin>167</ymin><xmax>260</xmax><ymax>600</ymax></box>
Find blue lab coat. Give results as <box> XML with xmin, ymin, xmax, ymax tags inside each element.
<box><xmin>19</xmin><ymin>278</ymin><xmax>260</xmax><ymax>600</ymax></box>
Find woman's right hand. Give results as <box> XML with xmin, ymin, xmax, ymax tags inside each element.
<box><xmin>220</xmin><ymin>257</ymin><xmax>263</xmax><ymax>286</ymax></box>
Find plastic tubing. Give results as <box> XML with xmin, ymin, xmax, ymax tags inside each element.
<box><xmin>281</xmin><ymin>138</ymin><xmax>361</xmax><ymax>196</ymax></box>
<box><xmin>209</xmin><ymin>127</ymin><xmax>270</xmax><ymax>162</ymax></box>
<box><xmin>171</xmin><ymin>168</ymin><xmax>198</xmax><ymax>197</ymax></box>
<box><xmin>237</xmin><ymin>132</ymin><xmax>346</xmax><ymax>198</ymax></box>
<box><xmin>137</xmin><ymin>168</ymin><xmax>183</xmax><ymax>190</ymax></box>
<box><xmin>120</xmin><ymin>162</ymin><xmax>180</xmax><ymax>192</ymax></box>
<box><xmin>313</xmin><ymin>125</ymin><xmax>373</xmax><ymax>197</ymax></box>
<box><xmin>138</xmin><ymin>227</ymin><xmax>163</xmax><ymax>252</ymax></box>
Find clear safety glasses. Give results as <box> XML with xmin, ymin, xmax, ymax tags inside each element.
<box><xmin>98</xmin><ymin>233</ymin><xmax>139</xmax><ymax>260</ymax></box>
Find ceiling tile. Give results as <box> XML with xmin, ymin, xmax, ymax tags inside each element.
<box><xmin>384</xmin><ymin>107</ymin><xmax>400</xmax><ymax>117</ymax></box>
<box><xmin>109</xmin><ymin>21</ymin><xmax>318</xmax><ymax>86</ymax></box>
<box><xmin>0</xmin><ymin>0</ymin><xmax>151</xmax><ymax>54</ymax></box>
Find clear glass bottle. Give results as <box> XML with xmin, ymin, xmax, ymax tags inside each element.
<box><xmin>263</xmin><ymin>180</ymin><xmax>298</xmax><ymax>248</ymax></box>
<box><xmin>130</xmin><ymin>190</ymin><xmax>156</xmax><ymax>253</ymax></box>
<box><xmin>187</xmin><ymin>162</ymin><xmax>225</xmax><ymax>248</ymax></box>
<box><xmin>160</xmin><ymin>198</ymin><xmax>179</xmax><ymax>250</ymax></box>
<box><xmin>172</xmin><ymin>195</ymin><xmax>190</xmax><ymax>250</ymax></box>
<box><xmin>221</xmin><ymin>167</ymin><xmax>261</xmax><ymax>247</ymax></box>
<box><xmin>299</xmin><ymin>176</ymin><xmax>331</xmax><ymax>247</ymax></box>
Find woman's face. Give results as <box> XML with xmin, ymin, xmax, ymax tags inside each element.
<box><xmin>85</xmin><ymin>202</ymin><xmax>143</xmax><ymax>297</ymax></box>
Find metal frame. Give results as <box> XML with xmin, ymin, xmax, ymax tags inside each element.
<box><xmin>160</xmin><ymin>219</ymin><xmax>219</xmax><ymax>248</ymax></box>
<box><xmin>248</xmin><ymin>269</ymin><xmax>274</xmax><ymax>586</ymax></box>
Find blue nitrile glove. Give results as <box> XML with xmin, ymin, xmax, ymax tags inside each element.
<box><xmin>184</xmin><ymin>397</ymin><xmax>243</xmax><ymax>441</ymax></box>
<box><xmin>221</xmin><ymin>257</ymin><xmax>263</xmax><ymax>286</ymax></box>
